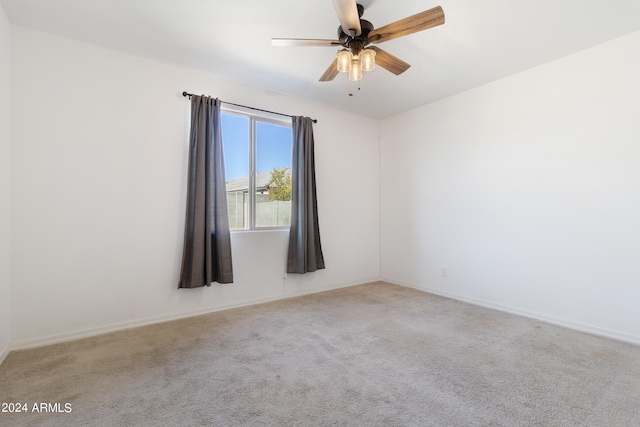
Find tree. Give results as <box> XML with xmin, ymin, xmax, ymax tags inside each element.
<box><xmin>267</xmin><ymin>167</ymin><xmax>292</xmax><ymax>201</ymax></box>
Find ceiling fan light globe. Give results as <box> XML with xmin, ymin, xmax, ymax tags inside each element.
<box><xmin>336</xmin><ymin>50</ymin><xmax>352</xmax><ymax>73</ymax></box>
<box><xmin>349</xmin><ymin>57</ymin><xmax>362</xmax><ymax>81</ymax></box>
<box><xmin>361</xmin><ymin>49</ymin><xmax>376</xmax><ymax>72</ymax></box>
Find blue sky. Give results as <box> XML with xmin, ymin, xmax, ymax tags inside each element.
<box><xmin>221</xmin><ymin>113</ymin><xmax>292</xmax><ymax>182</ymax></box>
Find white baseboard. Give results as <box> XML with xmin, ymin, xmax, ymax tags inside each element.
<box><xmin>0</xmin><ymin>344</ymin><xmax>9</xmax><ymax>366</ymax></box>
<box><xmin>384</xmin><ymin>278</ymin><xmax>640</xmax><ymax>346</ymax></box>
<box><xmin>10</xmin><ymin>276</ymin><xmax>382</xmax><ymax>352</ymax></box>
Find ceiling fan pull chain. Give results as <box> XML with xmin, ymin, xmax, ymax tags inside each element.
<box><xmin>348</xmin><ymin>79</ymin><xmax>362</xmax><ymax>96</ymax></box>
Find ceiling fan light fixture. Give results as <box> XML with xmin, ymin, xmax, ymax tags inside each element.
<box><xmin>336</xmin><ymin>49</ymin><xmax>352</xmax><ymax>73</ymax></box>
<box><xmin>361</xmin><ymin>48</ymin><xmax>376</xmax><ymax>72</ymax></box>
<box><xmin>349</xmin><ymin>57</ymin><xmax>362</xmax><ymax>81</ymax></box>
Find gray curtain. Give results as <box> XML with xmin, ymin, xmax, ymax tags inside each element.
<box><xmin>287</xmin><ymin>116</ymin><xmax>325</xmax><ymax>273</ymax></box>
<box><xmin>179</xmin><ymin>95</ymin><xmax>233</xmax><ymax>288</ymax></box>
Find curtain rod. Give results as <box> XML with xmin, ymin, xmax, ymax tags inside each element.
<box><xmin>182</xmin><ymin>91</ymin><xmax>317</xmax><ymax>123</ymax></box>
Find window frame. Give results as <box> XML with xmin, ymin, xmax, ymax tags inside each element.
<box><xmin>221</xmin><ymin>104</ymin><xmax>293</xmax><ymax>232</ymax></box>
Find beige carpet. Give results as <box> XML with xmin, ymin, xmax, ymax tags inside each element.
<box><xmin>1</xmin><ymin>281</ymin><xmax>639</xmax><ymax>426</ymax></box>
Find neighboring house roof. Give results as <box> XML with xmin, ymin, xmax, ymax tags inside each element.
<box><xmin>226</xmin><ymin>169</ymin><xmax>290</xmax><ymax>193</ymax></box>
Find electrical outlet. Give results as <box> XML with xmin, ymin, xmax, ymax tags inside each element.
<box><xmin>441</xmin><ymin>267</ymin><xmax>448</xmax><ymax>278</ymax></box>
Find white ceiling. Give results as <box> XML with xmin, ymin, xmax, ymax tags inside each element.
<box><xmin>3</xmin><ymin>0</ymin><xmax>640</xmax><ymax>119</ymax></box>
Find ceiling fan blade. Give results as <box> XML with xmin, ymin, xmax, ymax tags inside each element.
<box><xmin>332</xmin><ymin>0</ymin><xmax>362</xmax><ymax>37</ymax></box>
<box><xmin>368</xmin><ymin>6</ymin><xmax>444</xmax><ymax>44</ymax></box>
<box><xmin>369</xmin><ymin>47</ymin><xmax>411</xmax><ymax>75</ymax></box>
<box><xmin>272</xmin><ymin>38</ymin><xmax>342</xmax><ymax>47</ymax></box>
<box><xmin>319</xmin><ymin>58</ymin><xmax>339</xmax><ymax>82</ymax></box>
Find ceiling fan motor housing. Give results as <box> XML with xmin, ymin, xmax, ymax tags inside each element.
<box><xmin>337</xmin><ymin>18</ymin><xmax>374</xmax><ymax>56</ymax></box>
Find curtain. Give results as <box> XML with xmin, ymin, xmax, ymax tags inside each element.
<box><xmin>287</xmin><ymin>116</ymin><xmax>325</xmax><ymax>274</ymax></box>
<box><xmin>179</xmin><ymin>95</ymin><xmax>233</xmax><ymax>288</ymax></box>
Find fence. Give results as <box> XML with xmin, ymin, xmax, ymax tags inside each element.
<box><xmin>227</xmin><ymin>191</ymin><xmax>291</xmax><ymax>230</ymax></box>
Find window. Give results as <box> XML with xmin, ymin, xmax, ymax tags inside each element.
<box><xmin>221</xmin><ymin>107</ymin><xmax>293</xmax><ymax>230</ymax></box>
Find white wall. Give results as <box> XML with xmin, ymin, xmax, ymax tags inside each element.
<box><xmin>0</xmin><ymin>3</ymin><xmax>11</xmax><ymax>362</ymax></box>
<box><xmin>380</xmin><ymin>31</ymin><xmax>640</xmax><ymax>344</ymax></box>
<box><xmin>11</xmin><ymin>18</ymin><xmax>639</xmax><ymax>354</ymax></box>
<box><xmin>10</xmin><ymin>26</ymin><xmax>380</xmax><ymax>347</ymax></box>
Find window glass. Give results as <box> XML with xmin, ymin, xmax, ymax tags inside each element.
<box><xmin>222</xmin><ymin>111</ymin><xmax>292</xmax><ymax>230</ymax></box>
<box><xmin>222</xmin><ymin>113</ymin><xmax>250</xmax><ymax>230</ymax></box>
<box><xmin>256</xmin><ymin>122</ymin><xmax>293</xmax><ymax>228</ymax></box>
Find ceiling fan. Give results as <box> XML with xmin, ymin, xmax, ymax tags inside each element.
<box><xmin>271</xmin><ymin>0</ymin><xmax>445</xmax><ymax>83</ymax></box>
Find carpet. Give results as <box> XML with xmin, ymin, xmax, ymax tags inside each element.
<box><xmin>1</xmin><ymin>281</ymin><xmax>639</xmax><ymax>426</ymax></box>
